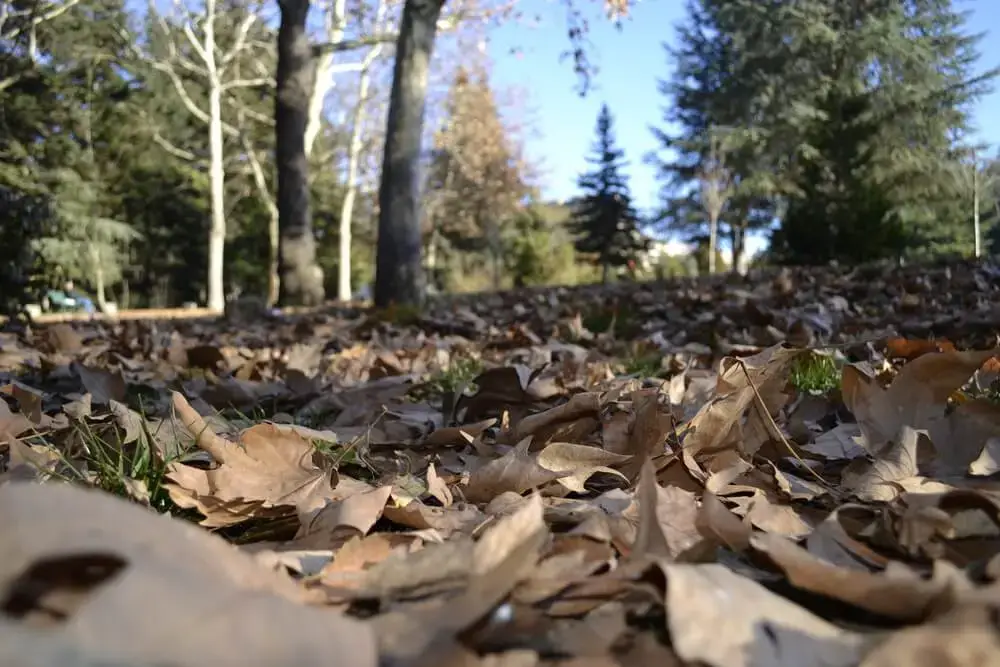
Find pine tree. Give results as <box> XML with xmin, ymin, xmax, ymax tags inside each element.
<box><xmin>570</xmin><ymin>104</ymin><xmax>648</xmax><ymax>283</ymax></box>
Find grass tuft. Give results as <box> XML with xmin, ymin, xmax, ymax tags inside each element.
<box><xmin>789</xmin><ymin>352</ymin><xmax>840</xmax><ymax>396</ymax></box>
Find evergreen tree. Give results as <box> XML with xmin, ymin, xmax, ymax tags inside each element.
<box><xmin>659</xmin><ymin>0</ymin><xmax>997</xmax><ymax>265</ymax></box>
<box><xmin>650</xmin><ymin>0</ymin><xmax>776</xmax><ymax>273</ymax></box>
<box><xmin>570</xmin><ymin>104</ymin><xmax>648</xmax><ymax>283</ymax></box>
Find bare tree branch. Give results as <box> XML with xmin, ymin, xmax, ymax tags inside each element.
<box><xmin>311</xmin><ymin>32</ymin><xmax>397</xmax><ymax>56</ymax></box>
<box><xmin>221</xmin><ymin>76</ymin><xmax>275</xmax><ymax>91</ymax></box>
<box><xmin>0</xmin><ymin>0</ymin><xmax>83</xmax><ymax>41</ymax></box>
<box><xmin>221</xmin><ymin>12</ymin><xmax>258</xmax><ymax>69</ymax></box>
<box><xmin>152</xmin><ymin>131</ymin><xmax>200</xmax><ymax>161</ymax></box>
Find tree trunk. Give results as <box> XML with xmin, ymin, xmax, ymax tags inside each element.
<box><xmin>207</xmin><ymin>71</ymin><xmax>227</xmax><ymax>311</ymax></box>
<box><xmin>337</xmin><ymin>50</ymin><xmax>379</xmax><ymax>302</ymax></box>
<box><xmin>243</xmin><ymin>134</ymin><xmax>281</xmax><ymax>305</ymax></box>
<box><xmin>601</xmin><ymin>261</ymin><xmax>609</xmax><ymax>285</ymax></box>
<box><xmin>276</xmin><ymin>0</ymin><xmax>325</xmax><ymax>307</ymax></box>
<box><xmin>91</xmin><ymin>245</ymin><xmax>106</xmax><ymax>308</ymax></box>
<box><xmin>730</xmin><ymin>224</ymin><xmax>746</xmax><ymax>275</ymax></box>
<box><xmin>304</xmin><ymin>0</ymin><xmax>346</xmax><ymax>158</ymax></box>
<box><xmin>707</xmin><ymin>212</ymin><xmax>718</xmax><ymax>275</ymax></box>
<box><xmin>373</xmin><ymin>0</ymin><xmax>445</xmax><ymax>308</ymax></box>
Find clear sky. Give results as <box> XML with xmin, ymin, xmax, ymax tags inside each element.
<box><xmin>486</xmin><ymin>0</ymin><xmax>1000</xmax><ymax>248</ymax></box>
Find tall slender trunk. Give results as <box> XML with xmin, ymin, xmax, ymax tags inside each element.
<box><xmin>243</xmin><ymin>134</ymin><xmax>281</xmax><ymax>305</ymax></box>
<box><xmin>730</xmin><ymin>224</ymin><xmax>745</xmax><ymax>275</ymax></box>
<box><xmin>207</xmin><ymin>76</ymin><xmax>227</xmax><ymax>311</ymax></box>
<box><xmin>304</xmin><ymin>0</ymin><xmax>346</xmax><ymax>157</ymax></box>
<box><xmin>373</xmin><ymin>0</ymin><xmax>446</xmax><ymax>307</ymax></box>
<box><xmin>973</xmin><ymin>147</ymin><xmax>981</xmax><ymax>259</ymax></box>
<box><xmin>707</xmin><ymin>212</ymin><xmax>718</xmax><ymax>275</ymax></box>
<box><xmin>276</xmin><ymin>0</ymin><xmax>325</xmax><ymax>306</ymax></box>
<box><xmin>337</xmin><ymin>0</ymin><xmax>389</xmax><ymax>302</ymax></box>
<box><xmin>337</xmin><ymin>103</ymin><xmax>363</xmax><ymax>300</ymax></box>
<box><xmin>91</xmin><ymin>245</ymin><xmax>106</xmax><ymax>307</ymax></box>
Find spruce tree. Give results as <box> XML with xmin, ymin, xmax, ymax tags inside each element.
<box><xmin>650</xmin><ymin>0</ymin><xmax>777</xmax><ymax>273</ymax></box>
<box><xmin>570</xmin><ymin>104</ymin><xmax>648</xmax><ymax>283</ymax></box>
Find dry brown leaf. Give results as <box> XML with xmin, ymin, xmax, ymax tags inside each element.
<box><xmin>843</xmin><ymin>347</ymin><xmax>999</xmax><ymax>455</ymax></box>
<box><xmin>631</xmin><ymin>459</ymin><xmax>704</xmax><ymax>561</ymax></box>
<box><xmin>464</xmin><ymin>437</ymin><xmax>568</xmax><ymax>503</ymax></box>
<box><xmin>383</xmin><ymin>499</ymin><xmax>485</xmax><ymax>536</ymax></box>
<box><xmin>750</xmin><ymin>532</ymin><xmax>968</xmax><ymax>621</ymax></box>
<box><xmin>426</xmin><ymin>462</ymin><xmax>454</xmax><ymax>506</ymax></box>
<box><xmin>294</xmin><ymin>485</ymin><xmax>392</xmax><ymax>549</ymax></box>
<box><xmin>0</xmin><ymin>399</ymin><xmax>34</xmax><ymax>444</ymax></box>
<box><xmin>683</xmin><ymin>345</ymin><xmax>803</xmax><ymax>459</ymax></box>
<box><xmin>72</xmin><ymin>361</ymin><xmax>127</xmax><ymax>404</ymax></box>
<box><xmin>373</xmin><ymin>495</ymin><xmax>548</xmax><ymax>664</ymax></box>
<box><xmin>859</xmin><ymin>602</ymin><xmax>1000</xmax><ymax>667</ymax></box>
<box><xmin>621</xmin><ymin>388</ymin><xmax>674</xmax><ymax>480</ymax></box>
<box><xmin>841</xmin><ymin>425</ymin><xmax>930</xmax><ymax>502</ymax></box>
<box><xmin>661</xmin><ymin>563</ymin><xmax>869</xmax><ymax>667</ymax></box>
<box><xmin>509</xmin><ymin>392</ymin><xmax>602</xmax><ymax>446</ymax></box>
<box><xmin>164</xmin><ymin>393</ymin><xmax>339</xmax><ymax>525</ymax></box>
<box><xmin>535</xmin><ymin>442</ymin><xmax>631</xmax><ymax>493</ymax></box>
<box><xmin>696</xmin><ymin>492</ymin><xmax>752</xmax><ymax>552</ymax></box>
<box><xmin>0</xmin><ymin>482</ymin><xmax>377</xmax><ymax>667</ymax></box>
<box><xmin>320</xmin><ymin>533</ymin><xmax>417</xmax><ymax>590</ymax></box>
<box><xmin>802</xmin><ymin>423</ymin><xmax>867</xmax><ymax>461</ymax></box>
<box><xmin>423</xmin><ymin>418</ymin><xmax>496</xmax><ymax>447</ymax></box>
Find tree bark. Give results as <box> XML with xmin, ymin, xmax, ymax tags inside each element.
<box><xmin>730</xmin><ymin>224</ymin><xmax>746</xmax><ymax>275</ymax></box>
<box><xmin>276</xmin><ymin>0</ymin><xmax>325</xmax><ymax>307</ymax></box>
<box><xmin>373</xmin><ymin>0</ymin><xmax>445</xmax><ymax>308</ymax></box>
<box><xmin>707</xmin><ymin>212</ymin><xmax>718</xmax><ymax>274</ymax></box>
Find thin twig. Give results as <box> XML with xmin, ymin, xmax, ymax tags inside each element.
<box><xmin>736</xmin><ymin>358</ymin><xmax>838</xmax><ymax>493</ymax></box>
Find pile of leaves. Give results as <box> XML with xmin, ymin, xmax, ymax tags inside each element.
<box><xmin>2</xmin><ymin>262</ymin><xmax>1000</xmax><ymax>667</ymax></box>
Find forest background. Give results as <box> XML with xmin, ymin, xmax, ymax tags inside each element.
<box><xmin>2</xmin><ymin>0</ymin><xmax>1000</xmax><ymax>314</ymax></box>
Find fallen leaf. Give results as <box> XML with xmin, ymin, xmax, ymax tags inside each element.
<box><xmin>294</xmin><ymin>485</ymin><xmax>392</xmax><ymax>549</ymax></box>
<box><xmin>750</xmin><ymin>532</ymin><xmax>968</xmax><ymax>621</ymax></box>
<box><xmin>859</xmin><ymin>602</ymin><xmax>1000</xmax><ymax>667</ymax></box>
<box><xmin>661</xmin><ymin>563</ymin><xmax>869</xmax><ymax>667</ymax></box>
<box><xmin>464</xmin><ymin>438</ymin><xmax>568</xmax><ymax>503</ymax></box>
<box><xmin>631</xmin><ymin>459</ymin><xmax>704</xmax><ymax>561</ymax></box>
<box><xmin>535</xmin><ymin>442</ymin><xmax>631</xmax><ymax>493</ymax></box>
<box><xmin>0</xmin><ymin>482</ymin><xmax>377</xmax><ymax>667</ymax></box>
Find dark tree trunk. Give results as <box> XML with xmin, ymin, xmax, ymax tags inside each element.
<box><xmin>276</xmin><ymin>0</ymin><xmax>325</xmax><ymax>307</ymax></box>
<box><xmin>373</xmin><ymin>0</ymin><xmax>445</xmax><ymax>308</ymax></box>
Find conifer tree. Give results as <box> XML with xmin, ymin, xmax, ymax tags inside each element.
<box><xmin>570</xmin><ymin>104</ymin><xmax>648</xmax><ymax>283</ymax></box>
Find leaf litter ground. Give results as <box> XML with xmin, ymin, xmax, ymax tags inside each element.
<box><xmin>3</xmin><ymin>261</ymin><xmax>1000</xmax><ymax>667</ymax></box>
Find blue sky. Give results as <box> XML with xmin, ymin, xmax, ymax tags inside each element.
<box><xmin>487</xmin><ymin>0</ymin><xmax>1000</xmax><ymax>246</ymax></box>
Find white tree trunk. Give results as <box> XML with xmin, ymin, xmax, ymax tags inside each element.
<box><xmin>336</xmin><ymin>0</ymin><xmax>389</xmax><ymax>302</ymax></box>
<box><xmin>207</xmin><ymin>85</ymin><xmax>227</xmax><ymax>310</ymax></box>
<box><xmin>338</xmin><ymin>52</ymin><xmax>382</xmax><ymax>301</ymax></box>
<box><xmin>304</xmin><ymin>0</ymin><xmax>347</xmax><ymax>158</ymax></box>
<box><xmin>205</xmin><ymin>0</ymin><xmax>226</xmax><ymax>312</ymax></box>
